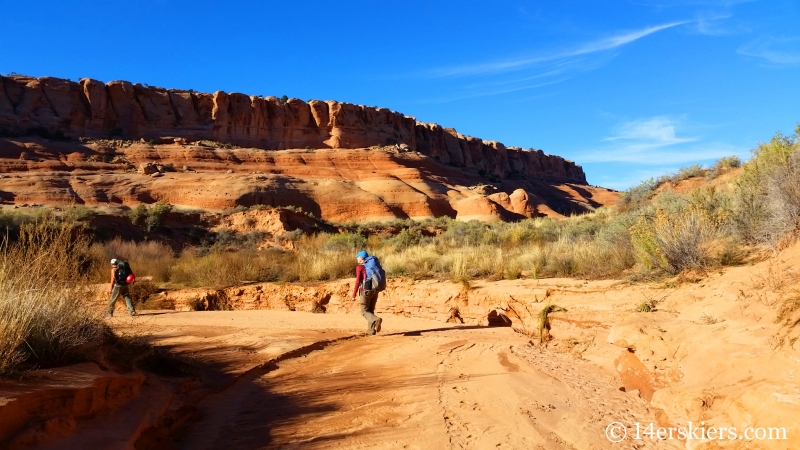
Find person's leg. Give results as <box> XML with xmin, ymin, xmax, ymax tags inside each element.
<box><xmin>121</xmin><ymin>285</ymin><xmax>136</xmax><ymax>315</ymax></box>
<box><xmin>370</xmin><ymin>292</ymin><xmax>382</xmax><ymax>333</ymax></box>
<box><xmin>359</xmin><ymin>291</ymin><xmax>378</xmax><ymax>334</ymax></box>
<box><xmin>106</xmin><ymin>285</ymin><xmax>121</xmax><ymax>317</ymax></box>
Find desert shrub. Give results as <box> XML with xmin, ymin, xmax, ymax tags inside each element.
<box><xmin>518</xmin><ymin>246</ymin><xmax>549</xmax><ymax>279</ymax></box>
<box><xmin>439</xmin><ymin>220</ymin><xmax>489</xmax><ymax>246</ymax></box>
<box><xmin>128</xmin><ymin>204</ymin><xmax>147</xmax><ymax>225</ymax></box>
<box><xmin>0</xmin><ymin>215</ymin><xmax>108</xmax><ymax>374</ymax></box>
<box><xmin>716</xmin><ymin>155</ymin><xmax>742</xmax><ymax>170</ymax></box>
<box><xmin>129</xmin><ymin>279</ymin><xmax>160</xmax><ymax>306</ymax></box>
<box><xmin>651</xmin><ymin>190</ymin><xmax>689</xmax><ymax>216</ymax></box>
<box><xmin>706</xmin><ymin>156</ymin><xmax>742</xmax><ymax>179</ymax></box>
<box><xmin>630</xmin><ymin>213</ymin><xmax>670</xmax><ymax>272</ymax></box>
<box><xmin>654</xmin><ymin>207</ymin><xmax>720</xmax><ymax>272</ymax></box>
<box><xmin>386</xmin><ymin>227</ymin><xmax>424</xmax><ymax>249</ymax></box>
<box><xmin>442</xmin><ymin>246</ymin><xmax>504</xmax><ymax>281</ymax></box>
<box><xmin>560</xmin><ymin>214</ymin><xmax>603</xmax><ymax>240</ymax></box>
<box><xmin>618</xmin><ymin>178</ymin><xmax>658</xmax><ymax>212</ymax></box>
<box><xmin>89</xmin><ymin>238</ymin><xmax>174</xmax><ymax>283</ymax></box>
<box><xmin>382</xmin><ymin>244</ymin><xmax>441</xmax><ymax>278</ymax></box>
<box><xmin>145</xmin><ymin>201</ymin><xmax>173</xmax><ymax>232</ymax></box>
<box><xmin>673</xmin><ymin>164</ymin><xmax>706</xmax><ymax>182</ymax></box>
<box><xmin>168</xmin><ymin>248</ymin><xmax>294</xmax><ymax>287</ymax></box>
<box><xmin>549</xmin><ymin>250</ymin><xmax>577</xmax><ymax>277</ymax></box>
<box><xmin>292</xmin><ymin>247</ymin><xmax>354</xmax><ymax>282</ymax></box>
<box><xmin>757</xmin><ymin>152</ymin><xmax>800</xmax><ymax>247</ymax></box>
<box><xmin>323</xmin><ymin>232</ymin><xmax>367</xmax><ymax>252</ymax></box>
<box><xmin>734</xmin><ymin>127</ymin><xmax>800</xmax><ymax>246</ymax></box>
<box><xmin>530</xmin><ymin>217</ymin><xmax>561</xmax><ymax>243</ymax></box>
<box><xmin>689</xmin><ymin>187</ymin><xmax>734</xmax><ymax>224</ymax></box>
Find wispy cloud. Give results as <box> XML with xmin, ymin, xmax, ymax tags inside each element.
<box><xmin>426</xmin><ymin>22</ymin><xmax>687</xmax><ymax>78</ymax></box>
<box><xmin>417</xmin><ymin>79</ymin><xmax>568</xmax><ymax>104</ymax></box>
<box><xmin>691</xmin><ymin>12</ymin><xmax>740</xmax><ymax>36</ymax></box>
<box><xmin>578</xmin><ymin>117</ymin><xmax>746</xmax><ymax>164</ymax></box>
<box><xmin>738</xmin><ymin>36</ymin><xmax>800</xmax><ymax>66</ymax></box>
<box><xmin>631</xmin><ymin>0</ymin><xmax>761</xmax><ymax>7</ymax></box>
<box><xmin>601</xmin><ymin>117</ymin><xmax>697</xmax><ymax>147</ymax></box>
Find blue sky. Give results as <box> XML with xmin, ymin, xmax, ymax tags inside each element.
<box><xmin>1</xmin><ymin>0</ymin><xmax>798</xmax><ymax>189</ymax></box>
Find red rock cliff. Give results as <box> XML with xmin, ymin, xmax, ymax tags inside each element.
<box><xmin>0</xmin><ymin>75</ymin><xmax>586</xmax><ymax>183</ymax></box>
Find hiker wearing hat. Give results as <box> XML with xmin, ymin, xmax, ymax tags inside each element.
<box><xmin>106</xmin><ymin>258</ymin><xmax>137</xmax><ymax>317</ymax></box>
<box><xmin>352</xmin><ymin>250</ymin><xmax>387</xmax><ymax>335</ymax></box>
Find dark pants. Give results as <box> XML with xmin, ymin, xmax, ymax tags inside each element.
<box><xmin>107</xmin><ymin>284</ymin><xmax>135</xmax><ymax>316</ymax></box>
<box><xmin>359</xmin><ymin>290</ymin><xmax>380</xmax><ymax>334</ymax></box>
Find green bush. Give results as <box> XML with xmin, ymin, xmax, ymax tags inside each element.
<box><xmin>145</xmin><ymin>201</ymin><xmax>173</xmax><ymax>232</ymax></box>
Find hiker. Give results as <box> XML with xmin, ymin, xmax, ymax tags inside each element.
<box><xmin>106</xmin><ymin>258</ymin><xmax>136</xmax><ymax>317</ymax></box>
<box><xmin>352</xmin><ymin>250</ymin><xmax>386</xmax><ymax>335</ymax></box>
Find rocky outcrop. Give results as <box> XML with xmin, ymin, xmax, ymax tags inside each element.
<box><xmin>0</xmin><ymin>75</ymin><xmax>585</xmax><ymax>183</ymax></box>
<box><xmin>0</xmin><ymin>363</ymin><xmax>146</xmax><ymax>448</ymax></box>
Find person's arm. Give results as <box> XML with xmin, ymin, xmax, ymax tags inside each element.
<box><xmin>352</xmin><ymin>265</ymin><xmax>364</xmax><ymax>298</ymax></box>
<box><xmin>110</xmin><ymin>267</ymin><xmax>116</xmax><ymax>293</ymax></box>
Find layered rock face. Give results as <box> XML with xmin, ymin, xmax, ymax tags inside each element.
<box><xmin>0</xmin><ymin>138</ymin><xmax>617</xmax><ymax>221</ymax></box>
<box><xmin>0</xmin><ymin>75</ymin><xmax>585</xmax><ymax>183</ymax></box>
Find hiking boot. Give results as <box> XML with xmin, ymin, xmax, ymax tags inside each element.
<box><xmin>105</xmin><ymin>314</ymin><xmax>113</xmax><ymax>318</ymax></box>
<box><xmin>374</xmin><ymin>317</ymin><xmax>382</xmax><ymax>333</ymax></box>
<box><xmin>129</xmin><ymin>311</ymin><xmax>137</xmax><ymax>317</ymax></box>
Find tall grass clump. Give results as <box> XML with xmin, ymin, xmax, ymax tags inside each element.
<box><xmin>168</xmin><ymin>248</ymin><xmax>294</xmax><ymax>287</ymax></box>
<box><xmin>89</xmin><ymin>238</ymin><xmax>175</xmax><ymax>282</ymax></box>
<box><xmin>291</xmin><ymin>234</ymin><xmax>360</xmax><ymax>282</ymax></box>
<box><xmin>0</xmin><ymin>215</ymin><xmax>108</xmax><ymax>374</ymax></box>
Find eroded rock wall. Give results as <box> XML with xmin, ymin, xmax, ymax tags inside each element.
<box><xmin>0</xmin><ymin>75</ymin><xmax>585</xmax><ymax>183</ymax></box>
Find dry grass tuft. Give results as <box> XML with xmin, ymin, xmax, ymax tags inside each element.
<box><xmin>776</xmin><ymin>292</ymin><xmax>800</xmax><ymax>327</ymax></box>
<box><xmin>0</xmin><ymin>214</ymin><xmax>109</xmax><ymax>374</ymax></box>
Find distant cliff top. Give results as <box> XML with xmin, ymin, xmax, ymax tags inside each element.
<box><xmin>0</xmin><ymin>75</ymin><xmax>585</xmax><ymax>184</ymax></box>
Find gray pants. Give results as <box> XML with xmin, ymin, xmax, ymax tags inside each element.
<box><xmin>107</xmin><ymin>284</ymin><xmax>135</xmax><ymax>316</ymax></box>
<box><xmin>359</xmin><ymin>290</ymin><xmax>380</xmax><ymax>334</ymax></box>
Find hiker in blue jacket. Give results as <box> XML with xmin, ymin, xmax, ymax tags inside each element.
<box><xmin>352</xmin><ymin>250</ymin><xmax>386</xmax><ymax>335</ymax></box>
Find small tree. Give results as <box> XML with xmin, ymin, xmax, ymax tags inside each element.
<box><xmin>128</xmin><ymin>204</ymin><xmax>147</xmax><ymax>226</ymax></box>
<box><xmin>145</xmin><ymin>201</ymin><xmax>173</xmax><ymax>232</ymax></box>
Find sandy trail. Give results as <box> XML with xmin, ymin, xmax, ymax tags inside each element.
<box><xmin>113</xmin><ymin>312</ymin><xmax>678</xmax><ymax>450</ymax></box>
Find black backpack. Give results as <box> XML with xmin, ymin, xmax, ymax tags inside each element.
<box><xmin>115</xmin><ymin>261</ymin><xmax>133</xmax><ymax>285</ymax></box>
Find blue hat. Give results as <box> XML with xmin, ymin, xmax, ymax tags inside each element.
<box><xmin>356</xmin><ymin>250</ymin><xmax>368</xmax><ymax>258</ymax></box>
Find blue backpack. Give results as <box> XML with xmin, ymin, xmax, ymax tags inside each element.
<box><xmin>362</xmin><ymin>256</ymin><xmax>386</xmax><ymax>292</ymax></box>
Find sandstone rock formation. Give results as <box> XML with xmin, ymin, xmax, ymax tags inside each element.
<box><xmin>0</xmin><ymin>75</ymin><xmax>585</xmax><ymax>183</ymax></box>
<box><xmin>0</xmin><ymin>137</ymin><xmax>616</xmax><ymax>221</ymax></box>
